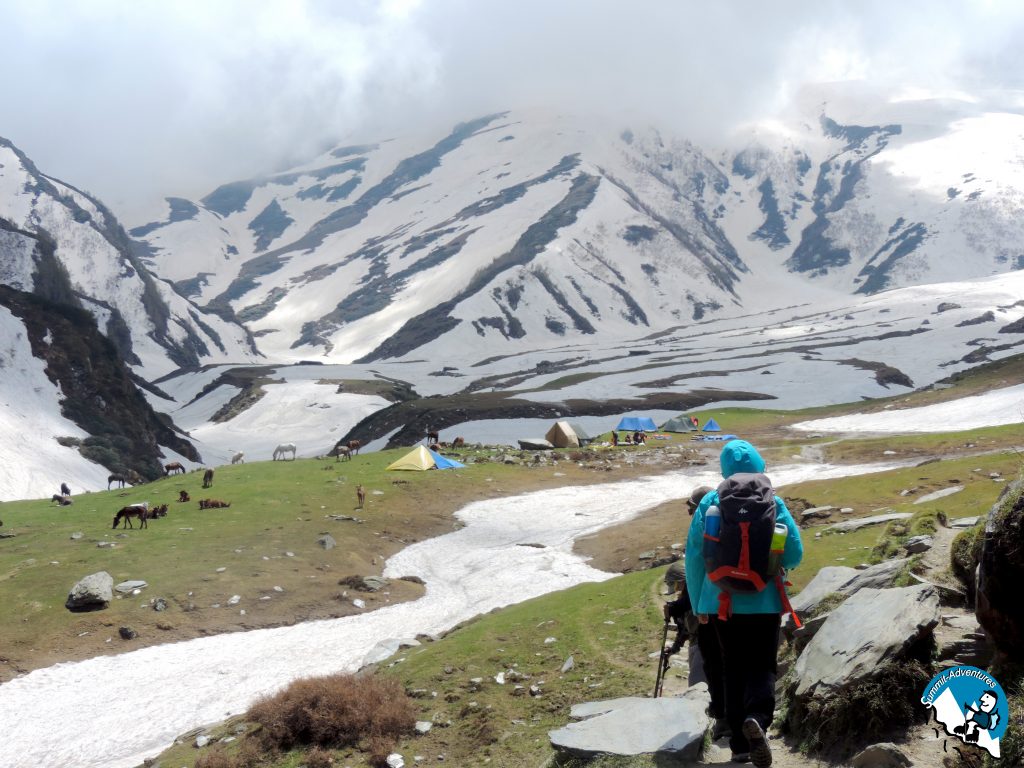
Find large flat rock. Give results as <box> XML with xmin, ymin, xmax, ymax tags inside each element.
<box><xmin>550</xmin><ymin>686</ymin><xmax>710</xmax><ymax>762</ymax></box>
<box><xmin>794</xmin><ymin>584</ymin><xmax>939</xmax><ymax>697</ymax></box>
<box><xmin>791</xmin><ymin>566</ymin><xmax>857</xmax><ymax>614</ymax></box>
<box><xmin>826</xmin><ymin>512</ymin><xmax>912</xmax><ymax>533</ymax></box>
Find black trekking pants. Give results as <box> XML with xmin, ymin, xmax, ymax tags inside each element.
<box><xmin>713</xmin><ymin>612</ymin><xmax>782</xmax><ymax>754</ymax></box>
<box><xmin>697</xmin><ymin>618</ymin><xmax>726</xmax><ymax>720</ymax></box>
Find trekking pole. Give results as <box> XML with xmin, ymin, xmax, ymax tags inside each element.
<box><xmin>653</xmin><ymin>619</ymin><xmax>670</xmax><ymax>698</ymax></box>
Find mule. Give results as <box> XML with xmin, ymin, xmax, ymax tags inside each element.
<box><xmin>203</xmin><ymin>468</ymin><xmax>214</xmax><ymax>488</ymax></box>
<box><xmin>272</xmin><ymin>443</ymin><xmax>297</xmax><ymax>461</ymax></box>
<box><xmin>164</xmin><ymin>462</ymin><xmax>186</xmax><ymax>475</ymax></box>
<box><xmin>231</xmin><ymin>451</ymin><xmax>245</xmax><ymax>464</ymax></box>
<box><xmin>113</xmin><ymin>504</ymin><xmax>149</xmax><ymax>529</ymax></box>
<box><xmin>108</xmin><ymin>473</ymin><xmax>127</xmax><ymax>489</ymax></box>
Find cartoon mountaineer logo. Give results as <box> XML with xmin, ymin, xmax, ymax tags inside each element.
<box><xmin>921</xmin><ymin>665</ymin><xmax>1009</xmax><ymax>759</ymax></box>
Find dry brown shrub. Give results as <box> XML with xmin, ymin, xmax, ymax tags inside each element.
<box><xmin>233</xmin><ymin>739</ymin><xmax>264</xmax><ymax>768</ymax></box>
<box><xmin>305</xmin><ymin>746</ymin><xmax>334</xmax><ymax>768</ymax></box>
<box><xmin>247</xmin><ymin>672</ymin><xmax>415</xmax><ymax>757</ymax></box>
<box><xmin>194</xmin><ymin>746</ymin><xmax>234</xmax><ymax>768</ymax></box>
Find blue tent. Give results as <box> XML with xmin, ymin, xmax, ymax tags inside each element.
<box><xmin>615</xmin><ymin>416</ymin><xmax>657</xmax><ymax>432</ymax></box>
<box><xmin>428</xmin><ymin>448</ymin><xmax>465</xmax><ymax>469</ymax></box>
<box><xmin>702</xmin><ymin>418</ymin><xmax>722</xmax><ymax>432</ymax></box>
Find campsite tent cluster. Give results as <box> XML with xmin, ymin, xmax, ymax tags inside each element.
<box><xmin>385</xmin><ymin>414</ymin><xmax>732</xmax><ymax>470</ymax></box>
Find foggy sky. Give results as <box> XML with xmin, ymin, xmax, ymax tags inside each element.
<box><xmin>2</xmin><ymin>0</ymin><xmax>1023</xmax><ymax>222</ymax></box>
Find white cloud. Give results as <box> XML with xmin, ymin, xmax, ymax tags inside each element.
<box><xmin>1</xmin><ymin>0</ymin><xmax>1023</xmax><ymax>220</ymax></box>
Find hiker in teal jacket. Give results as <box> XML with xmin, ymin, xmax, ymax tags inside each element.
<box><xmin>684</xmin><ymin>439</ymin><xmax>803</xmax><ymax>767</ymax></box>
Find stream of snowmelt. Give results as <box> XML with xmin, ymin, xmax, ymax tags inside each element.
<box><xmin>0</xmin><ymin>461</ymin><xmax>900</xmax><ymax>768</ymax></box>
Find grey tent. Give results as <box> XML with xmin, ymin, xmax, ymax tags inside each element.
<box><xmin>661</xmin><ymin>415</ymin><xmax>696</xmax><ymax>432</ymax></box>
<box><xmin>567</xmin><ymin>422</ymin><xmax>595</xmax><ymax>446</ymax></box>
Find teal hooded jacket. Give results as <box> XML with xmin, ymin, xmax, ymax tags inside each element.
<box><xmin>684</xmin><ymin>439</ymin><xmax>803</xmax><ymax>616</ymax></box>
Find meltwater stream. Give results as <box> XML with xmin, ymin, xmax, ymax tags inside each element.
<box><xmin>0</xmin><ymin>462</ymin><xmax>899</xmax><ymax>768</ymax></box>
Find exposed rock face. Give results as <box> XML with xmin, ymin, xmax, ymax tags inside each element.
<box><xmin>549</xmin><ymin>686</ymin><xmax>710</xmax><ymax>763</ymax></box>
<box><xmin>66</xmin><ymin>571</ymin><xmax>113</xmax><ymax>611</ymax></box>
<box><xmin>790</xmin><ymin>558</ymin><xmax>911</xmax><ymax>618</ymax></box>
<box><xmin>976</xmin><ymin>479</ymin><xmax>1024</xmax><ymax>656</ymax></box>
<box><xmin>787</xmin><ymin>584</ymin><xmax>939</xmax><ymax>753</ymax></box>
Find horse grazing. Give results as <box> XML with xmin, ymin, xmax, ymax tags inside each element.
<box><xmin>108</xmin><ymin>473</ymin><xmax>127</xmax><ymax>489</ymax></box>
<box><xmin>272</xmin><ymin>443</ymin><xmax>297</xmax><ymax>461</ymax></box>
<box><xmin>452</xmin><ymin>436</ymin><xmax>465</xmax><ymax>448</ymax></box>
<box><xmin>198</xmin><ymin>498</ymin><xmax>231</xmax><ymax>509</ymax></box>
<box><xmin>178</xmin><ymin>490</ymin><xmax>190</xmax><ymax>503</ymax></box>
<box><xmin>60</xmin><ymin>482</ymin><xmax>71</xmax><ymax>496</ymax></box>
<box><xmin>332</xmin><ymin>446</ymin><xmax>351</xmax><ymax>462</ymax></box>
<box><xmin>425</xmin><ymin>430</ymin><xmax>439</xmax><ymax>445</ymax></box>
<box><xmin>347</xmin><ymin>439</ymin><xmax>362</xmax><ymax>456</ymax></box>
<box><xmin>203</xmin><ymin>468</ymin><xmax>214</xmax><ymax>488</ymax></box>
<box><xmin>231</xmin><ymin>451</ymin><xmax>245</xmax><ymax>464</ymax></box>
<box><xmin>164</xmin><ymin>462</ymin><xmax>186</xmax><ymax>476</ymax></box>
<box><xmin>51</xmin><ymin>494</ymin><xmax>73</xmax><ymax>506</ymax></box>
<box><xmin>356</xmin><ymin>484</ymin><xmax>366</xmax><ymax>510</ymax></box>
<box><xmin>113</xmin><ymin>504</ymin><xmax>149</xmax><ymax>529</ymax></box>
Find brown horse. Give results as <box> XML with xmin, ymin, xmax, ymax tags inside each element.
<box><xmin>452</xmin><ymin>436</ymin><xmax>465</xmax><ymax>448</ymax></box>
<box><xmin>150</xmin><ymin>503</ymin><xmax>168</xmax><ymax>518</ymax></box>
<box><xmin>347</xmin><ymin>439</ymin><xmax>362</xmax><ymax>456</ymax></box>
<box><xmin>425</xmin><ymin>430</ymin><xmax>439</xmax><ymax>445</ymax></box>
<box><xmin>165</xmin><ymin>462</ymin><xmax>186</xmax><ymax>476</ymax></box>
<box><xmin>198</xmin><ymin>499</ymin><xmax>231</xmax><ymax>509</ymax></box>
<box><xmin>202</xmin><ymin>468</ymin><xmax>214</xmax><ymax>488</ymax></box>
<box><xmin>178</xmin><ymin>490</ymin><xmax>190</xmax><ymax>502</ymax></box>
<box><xmin>113</xmin><ymin>504</ymin><xmax>149</xmax><ymax>529</ymax></box>
<box><xmin>108</xmin><ymin>474</ymin><xmax>127</xmax><ymax>489</ymax></box>
<box><xmin>356</xmin><ymin>484</ymin><xmax>366</xmax><ymax>510</ymax></box>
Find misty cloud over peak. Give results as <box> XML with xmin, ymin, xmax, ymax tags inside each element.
<box><xmin>2</xmin><ymin>0</ymin><xmax>1023</xmax><ymax>221</ymax></box>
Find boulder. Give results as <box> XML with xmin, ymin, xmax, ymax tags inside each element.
<box><xmin>317</xmin><ymin>534</ymin><xmax>336</xmax><ymax>550</ymax></box>
<box><xmin>790</xmin><ymin>566</ymin><xmax>857</xmax><ymax>615</ymax></box>
<box><xmin>976</xmin><ymin>479</ymin><xmax>1024</xmax><ymax>656</ymax></box>
<box><xmin>793</xmin><ymin>584</ymin><xmax>939</xmax><ymax>698</ymax></box>
<box><xmin>66</xmin><ymin>571</ymin><xmax>114</xmax><ymax>611</ymax></box>
<box><xmin>839</xmin><ymin>558</ymin><xmax>912</xmax><ymax>593</ymax></box>
<box><xmin>950</xmin><ymin>516</ymin><xmax>979</xmax><ymax>528</ymax></box>
<box><xmin>850</xmin><ymin>742</ymin><xmax>912</xmax><ymax>768</ymax></box>
<box><xmin>549</xmin><ymin>686</ymin><xmax>710</xmax><ymax>763</ymax></box>
<box><xmin>826</xmin><ymin>513</ymin><xmax>912</xmax><ymax>533</ymax></box>
<box><xmin>788</xmin><ymin>585</ymin><xmax>939</xmax><ymax>752</ymax></box>
<box><xmin>801</xmin><ymin>505</ymin><xmax>835</xmax><ymax>521</ymax></box>
<box><xmin>904</xmin><ymin>535</ymin><xmax>933</xmax><ymax>554</ymax></box>
<box><xmin>119</xmin><ymin>626</ymin><xmax>138</xmax><ymax>640</ymax></box>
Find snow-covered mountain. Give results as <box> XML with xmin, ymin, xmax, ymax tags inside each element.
<box><xmin>134</xmin><ymin>98</ymin><xmax>1024</xmax><ymax>367</ymax></box>
<box><xmin>0</xmin><ymin>138</ymin><xmax>264</xmax><ymax>497</ymax></box>
<box><xmin>0</xmin><ymin>137</ymin><xmax>260</xmax><ymax>378</ymax></box>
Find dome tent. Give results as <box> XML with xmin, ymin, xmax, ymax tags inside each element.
<box><xmin>386</xmin><ymin>445</ymin><xmax>465</xmax><ymax>471</ymax></box>
<box><xmin>615</xmin><ymin>416</ymin><xmax>657</xmax><ymax>432</ymax></box>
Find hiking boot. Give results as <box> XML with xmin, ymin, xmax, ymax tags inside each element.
<box><xmin>742</xmin><ymin>717</ymin><xmax>772</xmax><ymax>768</ymax></box>
<box><xmin>730</xmin><ymin>752</ymin><xmax>751</xmax><ymax>763</ymax></box>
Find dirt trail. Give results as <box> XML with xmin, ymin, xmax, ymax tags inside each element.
<box><xmin>655</xmin><ymin>517</ymin><xmax>975</xmax><ymax>767</ymax></box>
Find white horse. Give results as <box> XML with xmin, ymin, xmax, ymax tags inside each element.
<box><xmin>231</xmin><ymin>451</ymin><xmax>245</xmax><ymax>464</ymax></box>
<box><xmin>272</xmin><ymin>443</ymin><xmax>297</xmax><ymax>461</ymax></box>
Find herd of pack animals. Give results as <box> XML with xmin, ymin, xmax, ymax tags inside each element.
<box><xmin>42</xmin><ymin>431</ymin><xmax>467</xmax><ymax>530</ymax></box>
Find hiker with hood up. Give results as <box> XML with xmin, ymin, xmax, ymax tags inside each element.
<box><xmin>685</xmin><ymin>440</ymin><xmax>803</xmax><ymax>767</ymax></box>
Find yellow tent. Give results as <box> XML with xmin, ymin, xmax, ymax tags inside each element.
<box><xmin>386</xmin><ymin>445</ymin><xmax>436</xmax><ymax>471</ymax></box>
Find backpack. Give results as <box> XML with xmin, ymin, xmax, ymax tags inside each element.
<box><xmin>702</xmin><ymin>473</ymin><xmax>801</xmax><ymax>626</ymax></box>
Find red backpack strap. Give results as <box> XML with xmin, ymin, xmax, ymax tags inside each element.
<box><xmin>775</xmin><ymin>573</ymin><xmax>801</xmax><ymax>629</ymax></box>
<box><xmin>717</xmin><ymin>590</ymin><xmax>732</xmax><ymax>621</ymax></box>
